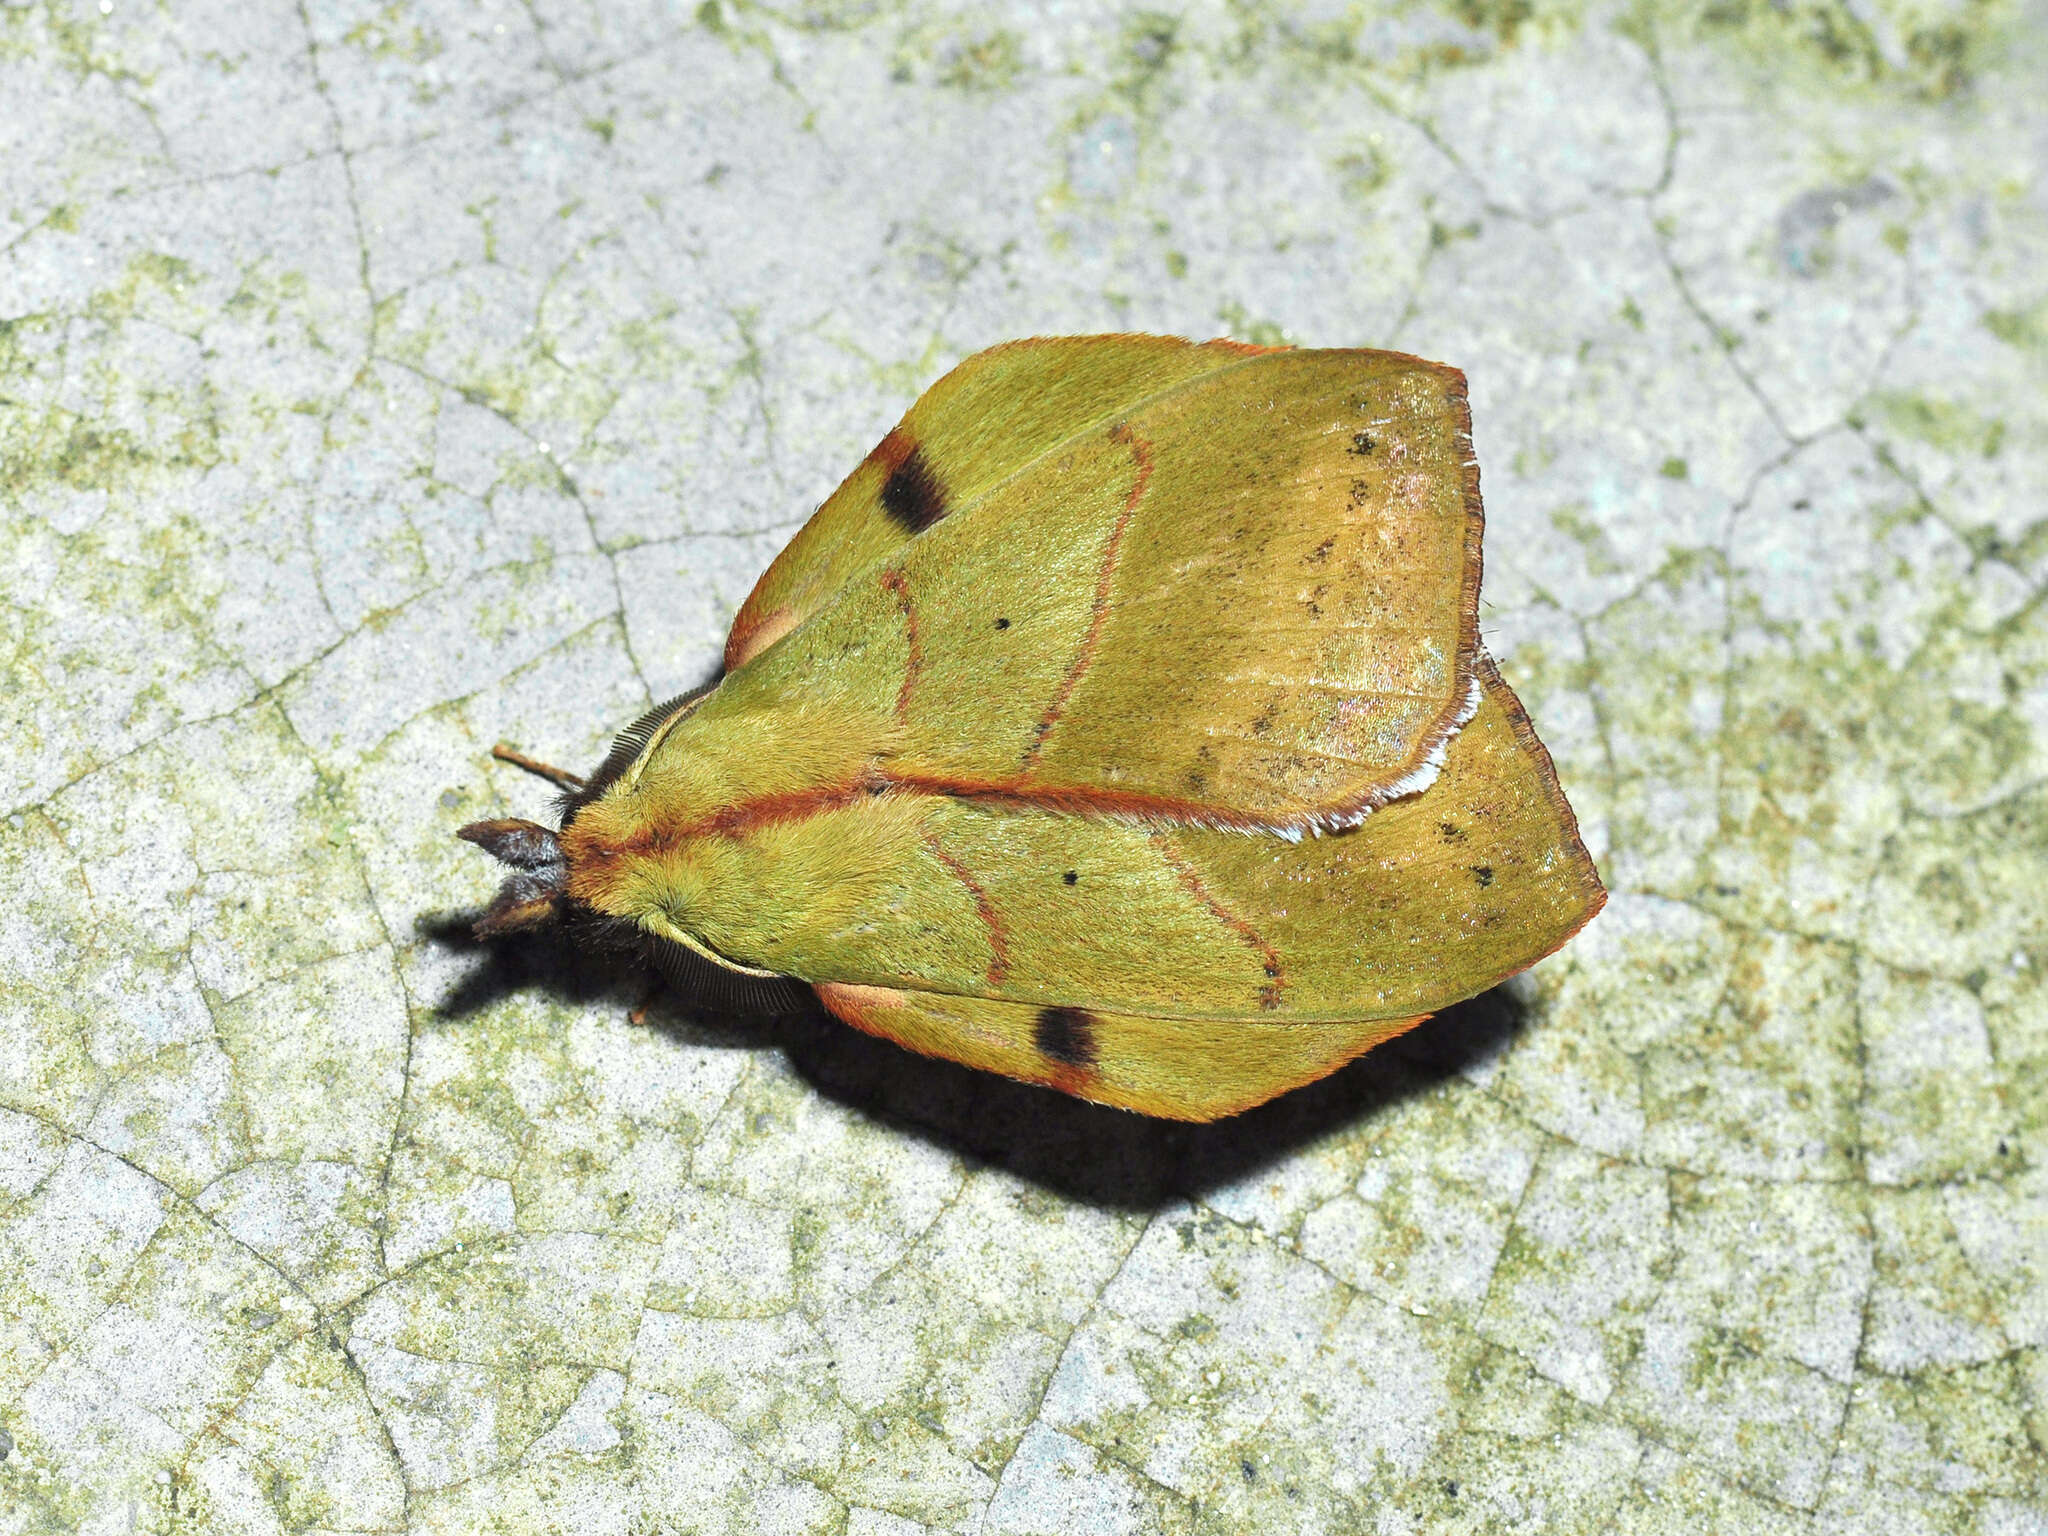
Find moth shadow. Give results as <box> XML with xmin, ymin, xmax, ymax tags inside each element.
<box><xmin>773</xmin><ymin>985</ymin><xmax>1533</xmax><ymax>1212</ymax></box>
<box><xmin>424</xmin><ymin>910</ymin><xmax>1531</xmax><ymax>1212</ymax></box>
<box><xmin>416</xmin><ymin>911</ymin><xmax>654</xmax><ymax>1022</ymax></box>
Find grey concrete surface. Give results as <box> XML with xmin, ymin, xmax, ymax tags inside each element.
<box><xmin>2</xmin><ymin>0</ymin><xmax>2045</xmax><ymax>1531</ymax></box>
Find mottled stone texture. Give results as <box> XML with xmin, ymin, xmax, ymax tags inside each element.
<box><xmin>1</xmin><ymin>0</ymin><xmax>2044</xmax><ymax>1531</ymax></box>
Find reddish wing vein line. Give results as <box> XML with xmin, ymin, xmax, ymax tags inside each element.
<box><xmin>1150</xmin><ymin>830</ymin><xmax>1288</xmax><ymax>1010</ymax></box>
<box><xmin>924</xmin><ymin>833</ymin><xmax>1010</xmax><ymax>986</ymax></box>
<box><xmin>880</xmin><ymin>565</ymin><xmax>921</xmax><ymax>723</ymax></box>
<box><xmin>648</xmin><ymin>772</ymin><xmax>1279</xmax><ymax>850</ymax></box>
<box><xmin>1019</xmin><ymin>420</ymin><xmax>1155</xmax><ymax>772</ymax></box>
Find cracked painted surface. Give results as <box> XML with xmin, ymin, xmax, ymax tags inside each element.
<box><xmin>2</xmin><ymin>0</ymin><xmax>2045</xmax><ymax>1530</ymax></box>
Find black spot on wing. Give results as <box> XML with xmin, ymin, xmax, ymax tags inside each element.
<box><xmin>879</xmin><ymin>446</ymin><xmax>947</xmax><ymax>533</ymax></box>
<box><xmin>1472</xmin><ymin>865</ymin><xmax>1495</xmax><ymax>887</ymax></box>
<box><xmin>1033</xmin><ymin>1005</ymin><xmax>1099</xmax><ymax>1069</ymax></box>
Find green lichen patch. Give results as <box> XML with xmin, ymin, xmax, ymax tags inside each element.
<box><xmin>1476</xmin><ymin>1144</ymin><xmax>1672</xmax><ymax>1406</ymax></box>
<box><xmin>1865</xmin><ymin>1187</ymin><xmax>2014</xmax><ymax>1372</ymax></box>
<box><xmin>1297</xmin><ymin>1079</ymin><xmax>1546</xmax><ymax>1322</ymax></box>
<box><xmin>1652</xmin><ymin>0</ymin><xmax>2021</xmax><ymax>100</ymax></box>
<box><xmin>1397</xmin><ymin>1345</ymin><xmax>1642</xmax><ymax>1534</ymax></box>
<box><xmin>891</xmin><ymin>21</ymin><xmax>1026</xmax><ymax>92</ymax></box>
<box><xmin>1836</xmin><ymin>1353</ymin><xmax>2046</xmax><ymax>1497</ymax></box>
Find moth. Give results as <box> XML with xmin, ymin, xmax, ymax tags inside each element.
<box><xmin>461</xmin><ymin>335</ymin><xmax>1605</xmax><ymax>1121</ymax></box>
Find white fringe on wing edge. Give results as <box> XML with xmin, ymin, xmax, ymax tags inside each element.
<box><xmin>1279</xmin><ymin>668</ymin><xmax>1487</xmax><ymax>840</ymax></box>
<box><xmin>1081</xmin><ymin>668</ymin><xmax>1487</xmax><ymax>840</ymax></box>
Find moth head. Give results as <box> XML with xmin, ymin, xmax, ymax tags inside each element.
<box><xmin>456</xmin><ymin>810</ymin><xmax>812</xmax><ymax>1017</ymax></box>
<box><xmin>456</xmin><ymin>818</ymin><xmax>570</xmax><ymax>937</ymax></box>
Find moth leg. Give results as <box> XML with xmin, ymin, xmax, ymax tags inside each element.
<box><xmin>491</xmin><ymin>741</ymin><xmax>587</xmax><ymax>791</ymax></box>
<box><xmin>628</xmin><ymin>975</ymin><xmax>663</xmax><ymax>1027</ymax></box>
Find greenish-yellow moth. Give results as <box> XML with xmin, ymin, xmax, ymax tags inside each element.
<box><xmin>461</xmin><ymin>335</ymin><xmax>1605</xmax><ymax>1120</ymax></box>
